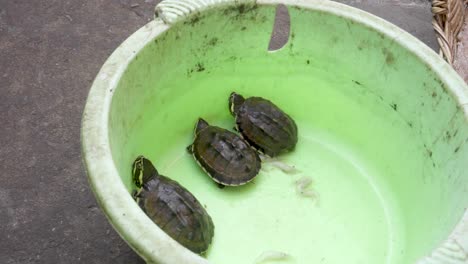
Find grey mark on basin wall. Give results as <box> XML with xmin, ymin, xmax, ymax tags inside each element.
<box><xmin>268</xmin><ymin>4</ymin><xmax>290</xmax><ymax>51</ymax></box>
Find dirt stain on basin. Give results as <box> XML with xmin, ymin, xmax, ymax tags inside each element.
<box><xmin>383</xmin><ymin>47</ymin><xmax>395</xmax><ymax>65</ymax></box>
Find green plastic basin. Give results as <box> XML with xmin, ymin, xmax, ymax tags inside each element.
<box><xmin>81</xmin><ymin>0</ymin><xmax>468</xmax><ymax>263</ymax></box>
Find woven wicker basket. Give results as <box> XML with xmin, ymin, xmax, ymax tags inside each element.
<box><xmin>432</xmin><ymin>0</ymin><xmax>467</xmax><ymax>64</ymax></box>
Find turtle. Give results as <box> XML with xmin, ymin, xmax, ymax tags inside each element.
<box><xmin>132</xmin><ymin>155</ymin><xmax>214</xmax><ymax>254</ymax></box>
<box><xmin>229</xmin><ymin>92</ymin><xmax>298</xmax><ymax>157</ymax></box>
<box><xmin>187</xmin><ymin>118</ymin><xmax>261</xmax><ymax>186</ymax></box>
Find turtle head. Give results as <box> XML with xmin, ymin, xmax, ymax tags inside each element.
<box><xmin>132</xmin><ymin>155</ymin><xmax>158</xmax><ymax>188</ymax></box>
<box><xmin>194</xmin><ymin>118</ymin><xmax>210</xmax><ymax>134</ymax></box>
<box><xmin>229</xmin><ymin>92</ymin><xmax>245</xmax><ymax>116</ymax></box>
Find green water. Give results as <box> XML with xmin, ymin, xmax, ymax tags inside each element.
<box><xmin>154</xmin><ymin>126</ymin><xmax>404</xmax><ymax>264</ymax></box>
<box><xmin>116</xmin><ymin>69</ymin><xmax>412</xmax><ymax>263</ymax></box>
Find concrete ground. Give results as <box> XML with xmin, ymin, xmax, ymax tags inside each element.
<box><xmin>0</xmin><ymin>0</ymin><xmax>436</xmax><ymax>263</ymax></box>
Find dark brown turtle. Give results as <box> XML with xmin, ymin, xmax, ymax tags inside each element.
<box><xmin>187</xmin><ymin>118</ymin><xmax>261</xmax><ymax>186</ymax></box>
<box><xmin>132</xmin><ymin>156</ymin><xmax>214</xmax><ymax>254</ymax></box>
<box><xmin>229</xmin><ymin>92</ymin><xmax>298</xmax><ymax>157</ymax></box>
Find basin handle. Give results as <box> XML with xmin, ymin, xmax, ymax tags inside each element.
<box><xmin>154</xmin><ymin>0</ymin><xmax>255</xmax><ymax>24</ymax></box>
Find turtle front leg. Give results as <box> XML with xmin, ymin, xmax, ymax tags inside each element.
<box><xmin>186</xmin><ymin>144</ymin><xmax>193</xmax><ymax>154</ymax></box>
<box><xmin>233</xmin><ymin>123</ymin><xmax>240</xmax><ymax>132</ymax></box>
<box><xmin>131</xmin><ymin>190</ymin><xmax>138</xmax><ymax>200</ymax></box>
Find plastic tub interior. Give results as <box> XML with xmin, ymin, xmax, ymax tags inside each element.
<box><xmin>81</xmin><ymin>0</ymin><xmax>468</xmax><ymax>263</ymax></box>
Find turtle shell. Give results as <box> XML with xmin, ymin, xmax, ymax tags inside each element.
<box><xmin>134</xmin><ymin>159</ymin><xmax>214</xmax><ymax>254</ymax></box>
<box><xmin>229</xmin><ymin>93</ymin><xmax>298</xmax><ymax>157</ymax></box>
<box><xmin>189</xmin><ymin>118</ymin><xmax>261</xmax><ymax>186</ymax></box>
